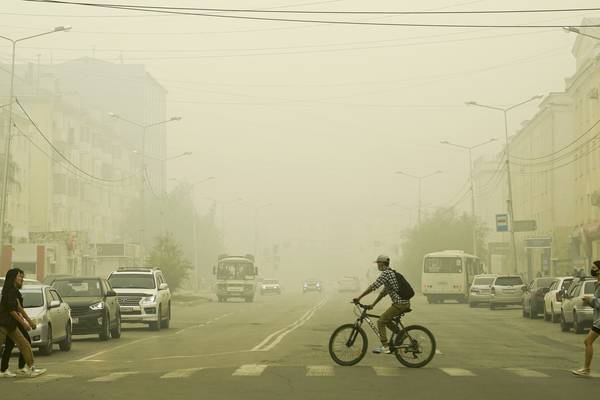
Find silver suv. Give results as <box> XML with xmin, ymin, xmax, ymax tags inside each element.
<box><xmin>108</xmin><ymin>267</ymin><xmax>172</xmax><ymax>331</ymax></box>
<box><xmin>489</xmin><ymin>275</ymin><xmax>525</xmax><ymax>310</ymax></box>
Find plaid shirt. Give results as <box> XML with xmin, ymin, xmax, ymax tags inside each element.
<box><xmin>370</xmin><ymin>268</ymin><xmax>410</xmax><ymax>305</ymax></box>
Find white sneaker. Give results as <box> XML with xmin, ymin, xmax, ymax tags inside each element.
<box><xmin>23</xmin><ymin>366</ymin><xmax>46</xmax><ymax>378</ymax></box>
<box><xmin>0</xmin><ymin>370</ymin><xmax>16</xmax><ymax>378</ymax></box>
<box><xmin>15</xmin><ymin>367</ymin><xmax>28</xmax><ymax>376</ymax></box>
<box><xmin>372</xmin><ymin>346</ymin><xmax>391</xmax><ymax>354</ymax></box>
<box><xmin>572</xmin><ymin>368</ymin><xmax>591</xmax><ymax>377</ymax></box>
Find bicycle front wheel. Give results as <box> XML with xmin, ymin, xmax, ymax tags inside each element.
<box><xmin>328</xmin><ymin>323</ymin><xmax>367</xmax><ymax>366</ymax></box>
<box><xmin>394</xmin><ymin>325</ymin><xmax>436</xmax><ymax>368</ymax></box>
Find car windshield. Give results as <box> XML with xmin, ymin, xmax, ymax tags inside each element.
<box><xmin>216</xmin><ymin>263</ymin><xmax>255</xmax><ymax>280</ymax></box>
<box><xmin>536</xmin><ymin>278</ymin><xmax>556</xmax><ymax>288</ymax></box>
<box><xmin>424</xmin><ymin>257</ymin><xmax>462</xmax><ymax>274</ymax></box>
<box><xmin>109</xmin><ymin>274</ymin><xmax>156</xmax><ymax>289</ymax></box>
<box><xmin>494</xmin><ymin>277</ymin><xmax>523</xmax><ymax>286</ymax></box>
<box><xmin>53</xmin><ymin>279</ymin><xmax>102</xmax><ymax>297</ymax></box>
<box><xmin>473</xmin><ymin>277</ymin><xmax>495</xmax><ymax>285</ymax></box>
<box><xmin>561</xmin><ymin>280</ymin><xmax>573</xmax><ymax>290</ymax></box>
<box><xmin>584</xmin><ymin>281</ymin><xmax>597</xmax><ymax>294</ymax></box>
<box><xmin>264</xmin><ymin>280</ymin><xmax>278</xmax><ymax>284</ymax></box>
<box><xmin>21</xmin><ymin>290</ymin><xmax>44</xmax><ymax>308</ymax></box>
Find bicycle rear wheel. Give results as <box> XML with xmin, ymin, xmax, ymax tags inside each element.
<box><xmin>394</xmin><ymin>325</ymin><xmax>436</xmax><ymax>368</ymax></box>
<box><xmin>328</xmin><ymin>324</ymin><xmax>368</xmax><ymax>366</ymax></box>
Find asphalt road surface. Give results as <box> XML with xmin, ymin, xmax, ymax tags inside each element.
<box><xmin>1</xmin><ymin>291</ymin><xmax>596</xmax><ymax>399</ymax></box>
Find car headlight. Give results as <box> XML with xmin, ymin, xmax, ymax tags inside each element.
<box><xmin>141</xmin><ymin>295</ymin><xmax>156</xmax><ymax>304</ymax></box>
<box><xmin>261</xmin><ymin>285</ymin><xmax>267</xmax><ymax>290</ymax></box>
<box><xmin>303</xmin><ymin>283</ymin><xmax>308</xmax><ymax>287</ymax></box>
<box><xmin>90</xmin><ymin>302</ymin><xmax>105</xmax><ymax>311</ymax></box>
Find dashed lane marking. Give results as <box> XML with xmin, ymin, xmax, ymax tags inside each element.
<box><xmin>505</xmin><ymin>368</ymin><xmax>549</xmax><ymax>378</ymax></box>
<box><xmin>373</xmin><ymin>367</ymin><xmax>403</xmax><ymax>377</ymax></box>
<box><xmin>160</xmin><ymin>368</ymin><xmax>203</xmax><ymax>379</ymax></box>
<box><xmin>440</xmin><ymin>368</ymin><xmax>476</xmax><ymax>377</ymax></box>
<box><xmin>89</xmin><ymin>372</ymin><xmax>139</xmax><ymax>382</ymax></box>
<box><xmin>306</xmin><ymin>365</ymin><xmax>335</xmax><ymax>377</ymax></box>
<box><xmin>17</xmin><ymin>374</ymin><xmax>73</xmax><ymax>383</ymax></box>
<box><xmin>232</xmin><ymin>364</ymin><xmax>268</xmax><ymax>376</ymax></box>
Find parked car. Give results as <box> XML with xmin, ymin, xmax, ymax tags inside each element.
<box><xmin>108</xmin><ymin>267</ymin><xmax>171</xmax><ymax>331</ymax></box>
<box><xmin>52</xmin><ymin>277</ymin><xmax>121</xmax><ymax>341</ymax></box>
<box><xmin>543</xmin><ymin>277</ymin><xmax>574</xmax><ymax>323</ymax></box>
<box><xmin>522</xmin><ymin>277</ymin><xmax>555</xmax><ymax>319</ymax></box>
<box><xmin>42</xmin><ymin>274</ymin><xmax>74</xmax><ymax>286</ymax></box>
<box><xmin>489</xmin><ymin>275</ymin><xmax>525</xmax><ymax>310</ymax></box>
<box><xmin>303</xmin><ymin>279</ymin><xmax>322</xmax><ymax>293</ymax></box>
<box><xmin>560</xmin><ymin>277</ymin><xmax>597</xmax><ymax>334</ymax></box>
<box><xmin>338</xmin><ymin>276</ymin><xmax>361</xmax><ymax>292</ymax></box>
<box><xmin>21</xmin><ymin>285</ymin><xmax>72</xmax><ymax>355</ymax></box>
<box><xmin>468</xmin><ymin>274</ymin><xmax>497</xmax><ymax>307</ymax></box>
<box><xmin>260</xmin><ymin>279</ymin><xmax>282</xmax><ymax>295</ymax></box>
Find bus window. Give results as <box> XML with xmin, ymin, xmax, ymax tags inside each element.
<box><xmin>424</xmin><ymin>257</ymin><xmax>462</xmax><ymax>273</ymax></box>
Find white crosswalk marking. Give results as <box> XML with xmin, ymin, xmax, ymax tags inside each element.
<box><xmin>160</xmin><ymin>368</ymin><xmax>203</xmax><ymax>379</ymax></box>
<box><xmin>17</xmin><ymin>374</ymin><xmax>73</xmax><ymax>384</ymax></box>
<box><xmin>505</xmin><ymin>368</ymin><xmax>549</xmax><ymax>378</ymax></box>
<box><xmin>306</xmin><ymin>365</ymin><xmax>334</xmax><ymax>377</ymax></box>
<box><xmin>440</xmin><ymin>368</ymin><xmax>476</xmax><ymax>377</ymax></box>
<box><xmin>232</xmin><ymin>364</ymin><xmax>268</xmax><ymax>376</ymax></box>
<box><xmin>373</xmin><ymin>367</ymin><xmax>402</xmax><ymax>377</ymax></box>
<box><xmin>89</xmin><ymin>372</ymin><xmax>139</xmax><ymax>382</ymax></box>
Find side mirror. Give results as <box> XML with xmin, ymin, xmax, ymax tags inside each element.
<box><xmin>542</xmin><ymin>287</ymin><xmax>550</xmax><ymax>294</ymax></box>
<box><xmin>159</xmin><ymin>283</ymin><xmax>169</xmax><ymax>291</ymax></box>
<box><xmin>49</xmin><ymin>300</ymin><xmax>60</xmax><ymax>309</ymax></box>
<box><xmin>106</xmin><ymin>290</ymin><xmax>117</xmax><ymax>297</ymax></box>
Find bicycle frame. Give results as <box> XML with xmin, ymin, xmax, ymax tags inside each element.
<box><xmin>348</xmin><ymin>304</ymin><xmax>411</xmax><ymax>350</ymax></box>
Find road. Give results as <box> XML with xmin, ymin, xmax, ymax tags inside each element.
<box><xmin>1</xmin><ymin>291</ymin><xmax>596</xmax><ymax>399</ymax></box>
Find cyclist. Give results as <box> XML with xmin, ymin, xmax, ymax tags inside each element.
<box><xmin>353</xmin><ymin>255</ymin><xmax>411</xmax><ymax>354</ymax></box>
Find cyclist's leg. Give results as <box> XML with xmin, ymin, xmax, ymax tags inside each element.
<box><xmin>386</xmin><ymin>303</ymin><xmax>410</xmax><ymax>335</ymax></box>
<box><xmin>378</xmin><ymin>306</ymin><xmax>398</xmax><ymax>346</ymax></box>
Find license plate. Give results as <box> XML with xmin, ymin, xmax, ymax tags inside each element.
<box><xmin>121</xmin><ymin>306</ymin><xmax>133</xmax><ymax>312</ymax></box>
<box><xmin>227</xmin><ymin>287</ymin><xmax>243</xmax><ymax>292</ymax></box>
<box><xmin>72</xmin><ymin>317</ymin><xmax>79</xmax><ymax>324</ymax></box>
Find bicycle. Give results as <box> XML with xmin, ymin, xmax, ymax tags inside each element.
<box><xmin>328</xmin><ymin>301</ymin><xmax>436</xmax><ymax>368</ymax></box>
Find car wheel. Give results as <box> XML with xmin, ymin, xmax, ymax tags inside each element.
<box><xmin>528</xmin><ymin>302</ymin><xmax>536</xmax><ymax>319</ymax></box>
<box><xmin>99</xmin><ymin>313</ymin><xmax>111</xmax><ymax>341</ymax></box>
<box><xmin>560</xmin><ymin>311</ymin><xmax>571</xmax><ymax>332</ymax></box>
<box><xmin>551</xmin><ymin>306</ymin><xmax>559</xmax><ymax>323</ymax></box>
<box><xmin>574</xmin><ymin>312</ymin><xmax>585</xmax><ymax>334</ymax></box>
<box><xmin>59</xmin><ymin>323</ymin><xmax>72</xmax><ymax>352</ymax></box>
<box><xmin>111</xmin><ymin>312</ymin><xmax>122</xmax><ymax>339</ymax></box>
<box><xmin>39</xmin><ymin>325</ymin><xmax>53</xmax><ymax>356</ymax></box>
<box><xmin>489</xmin><ymin>303</ymin><xmax>496</xmax><ymax>310</ymax></box>
<box><xmin>426</xmin><ymin>296</ymin><xmax>433</xmax><ymax>304</ymax></box>
<box><xmin>469</xmin><ymin>302</ymin><xmax>476</xmax><ymax>308</ymax></box>
<box><xmin>150</xmin><ymin>306</ymin><xmax>162</xmax><ymax>331</ymax></box>
<box><xmin>160</xmin><ymin>304</ymin><xmax>171</xmax><ymax>329</ymax></box>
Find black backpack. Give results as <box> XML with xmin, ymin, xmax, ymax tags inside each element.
<box><xmin>392</xmin><ymin>270</ymin><xmax>415</xmax><ymax>300</ymax></box>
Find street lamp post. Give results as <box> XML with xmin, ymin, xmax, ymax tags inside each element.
<box><xmin>440</xmin><ymin>138</ymin><xmax>497</xmax><ymax>256</ymax></box>
<box><xmin>0</xmin><ymin>26</ymin><xmax>71</xmax><ymax>263</ymax></box>
<box><xmin>253</xmin><ymin>203</ymin><xmax>272</xmax><ymax>256</ymax></box>
<box><xmin>395</xmin><ymin>170</ymin><xmax>442</xmax><ymax>227</ymax></box>
<box><xmin>109</xmin><ymin>113</ymin><xmax>181</xmax><ymax>261</ymax></box>
<box><xmin>466</xmin><ymin>95</ymin><xmax>542</xmax><ymax>273</ymax></box>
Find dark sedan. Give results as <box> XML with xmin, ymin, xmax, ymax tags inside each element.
<box><xmin>52</xmin><ymin>277</ymin><xmax>122</xmax><ymax>341</ymax></box>
<box><xmin>522</xmin><ymin>277</ymin><xmax>555</xmax><ymax>319</ymax></box>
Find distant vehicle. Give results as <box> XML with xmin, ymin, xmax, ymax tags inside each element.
<box><xmin>52</xmin><ymin>277</ymin><xmax>122</xmax><ymax>340</ymax></box>
<box><xmin>20</xmin><ymin>285</ymin><xmax>72</xmax><ymax>356</ymax></box>
<box><xmin>108</xmin><ymin>267</ymin><xmax>172</xmax><ymax>331</ymax></box>
<box><xmin>260</xmin><ymin>279</ymin><xmax>281</xmax><ymax>295</ymax></box>
<box><xmin>422</xmin><ymin>250</ymin><xmax>483</xmax><ymax>304</ymax></box>
<box><xmin>338</xmin><ymin>276</ymin><xmax>360</xmax><ymax>292</ymax></box>
<box><xmin>522</xmin><ymin>277</ymin><xmax>555</xmax><ymax>319</ymax></box>
<box><xmin>560</xmin><ymin>277</ymin><xmax>596</xmax><ymax>334</ymax></box>
<box><xmin>213</xmin><ymin>254</ymin><xmax>259</xmax><ymax>303</ymax></box>
<box><xmin>543</xmin><ymin>276</ymin><xmax>574</xmax><ymax>323</ymax></box>
<box><xmin>303</xmin><ymin>279</ymin><xmax>322</xmax><ymax>293</ymax></box>
<box><xmin>0</xmin><ymin>277</ymin><xmax>42</xmax><ymax>287</ymax></box>
<box><xmin>42</xmin><ymin>274</ymin><xmax>74</xmax><ymax>286</ymax></box>
<box><xmin>468</xmin><ymin>274</ymin><xmax>498</xmax><ymax>307</ymax></box>
<box><xmin>488</xmin><ymin>275</ymin><xmax>525</xmax><ymax>310</ymax></box>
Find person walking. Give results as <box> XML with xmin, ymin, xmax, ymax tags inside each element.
<box><xmin>0</xmin><ymin>268</ymin><xmax>46</xmax><ymax>378</ymax></box>
<box><xmin>572</xmin><ymin>260</ymin><xmax>600</xmax><ymax>377</ymax></box>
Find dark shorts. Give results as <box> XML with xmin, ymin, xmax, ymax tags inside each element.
<box><xmin>592</xmin><ymin>325</ymin><xmax>600</xmax><ymax>335</ymax></box>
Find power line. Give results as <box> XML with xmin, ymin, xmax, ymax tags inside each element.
<box><xmin>25</xmin><ymin>1</ymin><xmax>600</xmax><ymax>29</ymax></box>
<box><xmin>15</xmin><ymin>97</ymin><xmax>141</xmax><ymax>183</ymax></box>
<box><xmin>26</xmin><ymin>1</ymin><xmax>600</xmax><ymax>16</ymax></box>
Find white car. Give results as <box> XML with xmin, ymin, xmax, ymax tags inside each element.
<box><xmin>489</xmin><ymin>275</ymin><xmax>525</xmax><ymax>310</ymax></box>
<box><xmin>543</xmin><ymin>276</ymin><xmax>574</xmax><ymax>323</ymax></box>
<box><xmin>468</xmin><ymin>274</ymin><xmax>498</xmax><ymax>307</ymax></box>
<box><xmin>338</xmin><ymin>276</ymin><xmax>361</xmax><ymax>292</ymax></box>
<box><xmin>560</xmin><ymin>278</ymin><xmax>596</xmax><ymax>334</ymax></box>
<box><xmin>260</xmin><ymin>279</ymin><xmax>281</xmax><ymax>295</ymax></box>
<box><xmin>108</xmin><ymin>267</ymin><xmax>172</xmax><ymax>331</ymax></box>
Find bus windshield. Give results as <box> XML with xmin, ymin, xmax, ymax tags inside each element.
<box><xmin>217</xmin><ymin>262</ymin><xmax>255</xmax><ymax>280</ymax></box>
<box><xmin>424</xmin><ymin>257</ymin><xmax>463</xmax><ymax>274</ymax></box>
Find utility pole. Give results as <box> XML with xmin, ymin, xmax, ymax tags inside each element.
<box><xmin>466</xmin><ymin>96</ymin><xmax>542</xmax><ymax>273</ymax></box>
<box><xmin>396</xmin><ymin>170</ymin><xmax>442</xmax><ymax>227</ymax></box>
<box><xmin>441</xmin><ymin>138</ymin><xmax>497</xmax><ymax>256</ymax></box>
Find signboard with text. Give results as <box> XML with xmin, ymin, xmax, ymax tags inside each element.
<box><xmin>496</xmin><ymin>214</ymin><xmax>509</xmax><ymax>232</ymax></box>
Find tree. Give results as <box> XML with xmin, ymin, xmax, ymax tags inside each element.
<box><xmin>399</xmin><ymin>209</ymin><xmax>488</xmax><ymax>289</ymax></box>
<box><xmin>146</xmin><ymin>233</ymin><xmax>192</xmax><ymax>292</ymax></box>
